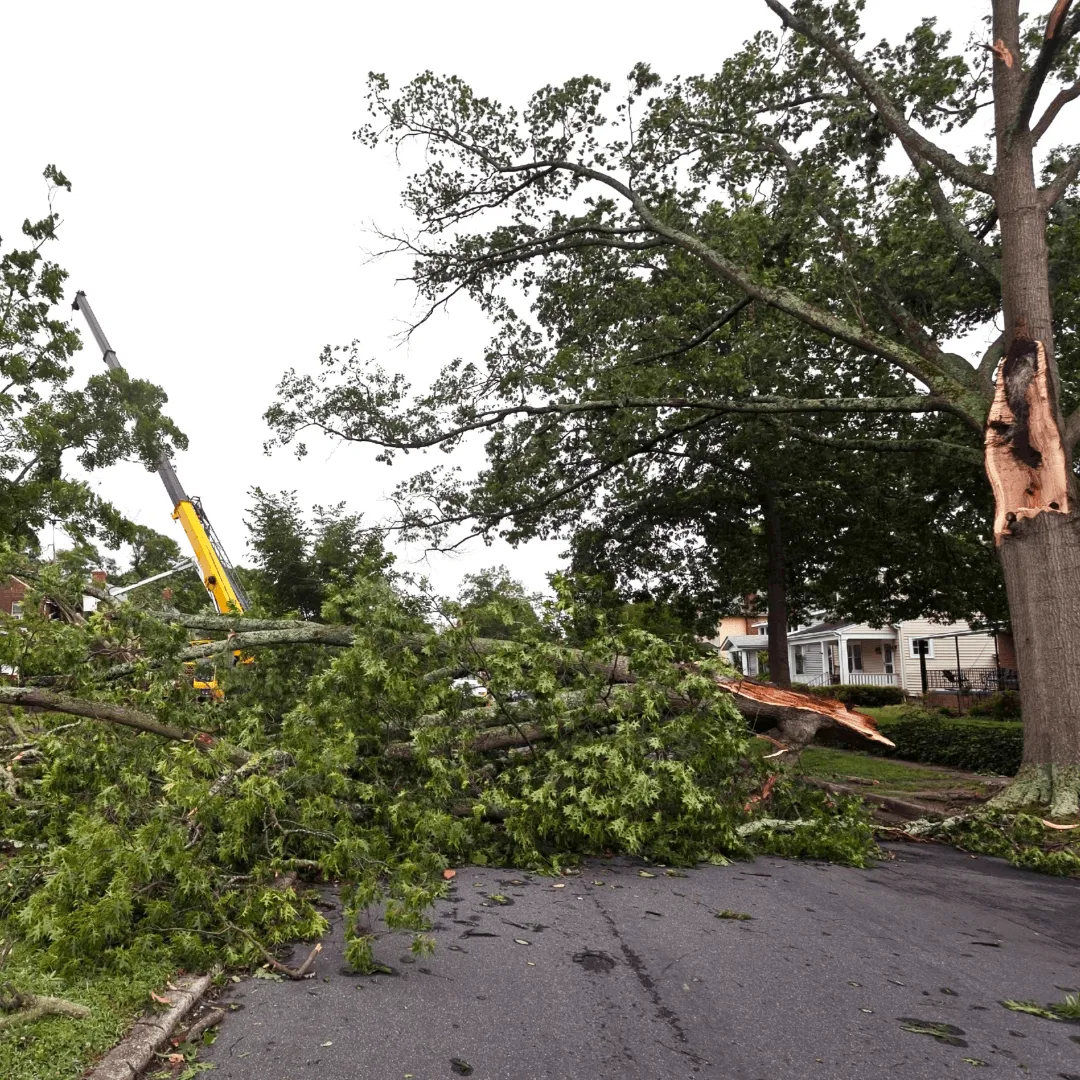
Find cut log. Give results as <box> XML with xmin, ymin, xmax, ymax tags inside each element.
<box><xmin>985</xmin><ymin>338</ymin><xmax>1070</xmax><ymax>543</ymax></box>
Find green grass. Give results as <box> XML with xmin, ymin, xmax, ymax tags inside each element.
<box><xmin>796</xmin><ymin>746</ymin><xmax>992</xmax><ymax>798</ymax></box>
<box><xmin>0</xmin><ymin>954</ymin><xmax>175</xmax><ymax>1080</ymax></box>
<box><xmin>862</xmin><ymin>705</ymin><xmax>916</xmax><ymax>725</ymax></box>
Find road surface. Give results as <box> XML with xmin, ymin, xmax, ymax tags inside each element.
<box><xmin>200</xmin><ymin>843</ymin><xmax>1080</xmax><ymax>1079</ymax></box>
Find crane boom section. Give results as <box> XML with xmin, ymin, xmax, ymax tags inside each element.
<box><xmin>173</xmin><ymin>501</ymin><xmax>246</xmax><ymax>614</ymax></box>
<box><xmin>72</xmin><ymin>291</ymin><xmax>248</xmax><ymax>614</ymax></box>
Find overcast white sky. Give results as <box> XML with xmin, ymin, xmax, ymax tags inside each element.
<box><xmin>1</xmin><ymin>0</ymin><xmax>1022</xmax><ymax>597</ymax></box>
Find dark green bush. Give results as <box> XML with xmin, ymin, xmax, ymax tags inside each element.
<box><xmin>806</xmin><ymin>683</ymin><xmax>907</xmax><ymax>707</ymax></box>
<box><xmin>967</xmin><ymin>691</ymin><xmax>1022</xmax><ymax>720</ymax></box>
<box><xmin>868</xmin><ymin>708</ymin><xmax>1021</xmax><ymax>775</ymax></box>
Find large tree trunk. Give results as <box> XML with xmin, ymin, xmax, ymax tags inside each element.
<box><xmin>995</xmin><ymin>512</ymin><xmax>1080</xmax><ymax>817</ymax></box>
<box><xmin>987</xmin><ymin>0</ymin><xmax>1080</xmax><ymax>817</ymax></box>
<box><xmin>762</xmin><ymin>488</ymin><xmax>791</xmax><ymax>688</ymax></box>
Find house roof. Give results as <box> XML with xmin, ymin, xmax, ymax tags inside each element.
<box><xmin>787</xmin><ymin>621</ymin><xmax>852</xmax><ymax>640</ymax></box>
<box><xmin>719</xmin><ymin>634</ymin><xmax>770</xmax><ymax>650</ymax></box>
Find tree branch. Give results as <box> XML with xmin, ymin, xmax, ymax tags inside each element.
<box><xmin>978</xmin><ymin>332</ymin><xmax>1007</xmax><ymax>382</ymax></box>
<box><xmin>785</xmin><ymin>425</ymin><xmax>983</xmax><ymax>465</ymax></box>
<box><xmin>912</xmin><ymin>158</ymin><xmax>1001</xmax><ymax>281</ymax></box>
<box><xmin>102</xmin><ymin>625</ymin><xmax>357</xmax><ymax>679</ymax></box>
<box><xmin>0</xmin><ymin>687</ymin><xmax>250</xmax><ymax>766</ymax></box>
<box><xmin>1031</xmin><ymin>76</ymin><xmax>1080</xmax><ymax>143</ymax></box>
<box><xmin>762</xmin><ymin>0</ymin><xmax>995</xmax><ymax>194</ymax></box>
<box><xmin>1040</xmin><ymin>147</ymin><xmax>1080</xmax><ymax>207</ymax></box>
<box><xmin>1012</xmin><ymin>1</ymin><xmax>1080</xmax><ymax>140</ymax></box>
<box><xmin>504</xmin><ymin>159</ymin><xmax>985</xmax><ymax>410</ymax></box>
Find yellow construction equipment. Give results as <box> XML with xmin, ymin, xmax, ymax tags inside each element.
<box><xmin>73</xmin><ymin>291</ymin><xmax>249</xmax><ymax>697</ymax></box>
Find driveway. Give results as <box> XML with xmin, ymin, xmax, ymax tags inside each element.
<box><xmin>199</xmin><ymin>843</ymin><xmax>1080</xmax><ymax>1079</ymax></box>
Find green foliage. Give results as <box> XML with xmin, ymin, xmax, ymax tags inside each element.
<box><xmin>0</xmin><ymin>567</ymin><xmax>875</xmax><ymax>1022</ymax></box>
<box><xmin>0</xmin><ymin>955</ymin><xmax>173</xmax><ymax>1080</ymax></box>
<box><xmin>966</xmin><ymin>691</ymin><xmax>1022</xmax><ymax>720</ymax></box>
<box><xmin>244</xmin><ymin>488</ymin><xmax>386</xmax><ymax>618</ymax></box>
<box><xmin>927</xmin><ymin>811</ymin><xmax>1080</xmax><ymax>877</ymax></box>
<box><xmin>0</xmin><ymin>168</ymin><xmax>185</xmax><ymax>555</ymax></box>
<box><xmin>807</xmin><ymin>683</ymin><xmax>907</xmax><ymax>707</ymax></box>
<box><xmin>449</xmin><ymin>566</ymin><xmax>541</xmax><ymax>641</ymax></box>
<box><xmin>264</xmin><ymin>9</ymin><xmax>1028</xmax><ymax>634</ymax></box>
<box><xmin>867</xmin><ymin>709</ymin><xmax>1022</xmax><ymax>775</ymax></box>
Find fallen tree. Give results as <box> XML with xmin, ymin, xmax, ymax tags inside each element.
<box><xmin>0</xmin><ymin>574</ymin><xmax>881</xmax><ymax>983</ymax></box>
<box><xmin>107</xmin><ymin>609</ymin><xmax>893</xmax><ymax>758</ymax></box>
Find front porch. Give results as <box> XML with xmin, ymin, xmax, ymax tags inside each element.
<box><xmin>789</xmin><ymin>625</ymin><xmax>900</xmax><ymax>688</ymax></box>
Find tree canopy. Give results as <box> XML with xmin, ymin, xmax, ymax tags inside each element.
<box><xmin>1</xmin><ymin>168</ymin><xmax>185</xmax><ymax>556</ymax></box>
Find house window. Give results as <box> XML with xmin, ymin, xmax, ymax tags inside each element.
<box><xmin>794</xmin><ymin>645</ymin><xmax>805</xmax><ymax>675</ymax></box>
<box><xmin>10</xmin><ymin>601</ymin><xmax>23</xmax><ymax>618</ymax></box>
<box><xmin>847</xmin><ymin>642</ymin><xmax>863</xmax><ymax>671</ymax></box>
<box><xmin>909</xmin><ymin>637</ymin><xmax>935</xmax><ymax>659</ymax></box>
<box><xmin>883</xmin><ymin>644</ymin><xmax>894</xmax><ymax>674</ymax></box>
<box><xmin>757</xmin><ymin>625</ymin><xmax>767</xmax><ymax>635</ymax></box>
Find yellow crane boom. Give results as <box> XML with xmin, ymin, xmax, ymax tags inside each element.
<box><xmin>72</xmin><ymin>292</ymin><xmax>249</xmax><ymax>615</ymax></box>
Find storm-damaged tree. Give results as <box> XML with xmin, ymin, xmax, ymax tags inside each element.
<box><xmin>266</xmin><ymin>2</ymin><xmax>1080</xmax><ymax>815</ymax></box>
<box><xmin>1</xmin><ymin>167</ymin><xmax>185</xmax><ymax>554</ymax></box>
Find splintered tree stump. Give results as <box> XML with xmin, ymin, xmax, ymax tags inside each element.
<box><xmin>717</xmin><ymin>679</ymin><xmax>894</xmax><ymax>755</ymax></box>
<box><xmin>985</xmin><ymin>338</ymin><xmax>1070</xmax><ymax>543</ymax></box>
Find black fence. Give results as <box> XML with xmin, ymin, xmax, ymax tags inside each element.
<box><xmin>925</xmin><ymin>667</ymin><xmax>1019</xmax><ymax>694</ymax></box>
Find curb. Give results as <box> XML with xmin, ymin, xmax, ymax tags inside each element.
<box><xmin>85</xmin><ymin>973</ymin><xmax>212</xmax><ymax>1080</ymax></box>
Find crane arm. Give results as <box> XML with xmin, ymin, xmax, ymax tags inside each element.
<box><xmin>72</xmin><ymin>291</ymin><xmax>249</xmax><ymax>615</ymax></box>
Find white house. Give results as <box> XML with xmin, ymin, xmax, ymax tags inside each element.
<box><xmin>717</xmin><ymin>617</ymin><xmax>1016</xmax><ymax>697</ymax></box>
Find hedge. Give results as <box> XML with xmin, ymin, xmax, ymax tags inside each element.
<box><xmin>866</xmin><ymin>710</ymin><xmax>1022</xmax><ymax>776</ymax></box>
<box><xmin>806</xmin><ymin>683</ymin><xmax>907</xmax><ymax>707</ymax></box>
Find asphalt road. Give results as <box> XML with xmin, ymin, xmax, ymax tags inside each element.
<box><xmin>200</xmin><ymin>843</ymin><xmax>1080</xmax><ymax>1080</ymax></box>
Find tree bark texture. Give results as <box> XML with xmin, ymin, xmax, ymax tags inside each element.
<box><xmin>982</xmin><ymin>0</ymin><xmax>1080</xmax><ymax>815</ymax></box>
<box><xmin>762</xmin><ymin>488</ymin><xmax>792</xmax><ymax>688</ymax></box>
<box><xmin>995</xmin><ymin>510</ymin><xmax>1080</xmax><ymax>816</ymax></box>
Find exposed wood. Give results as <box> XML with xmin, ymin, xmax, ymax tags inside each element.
<box><xmin>718</xmin><ymin>680</ymin><xmax>894</xmax><ymax>750</ymax></box>
<box><xmin>985</xmin><ymin>339</ymin><xmax>1070</xmax><ymax>542</ymax></box>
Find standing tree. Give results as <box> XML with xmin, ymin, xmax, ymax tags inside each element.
<box><xmin>267</xmin><ymin>2</ymin><xmax>1080</xmax><ymax>815</ymax></box>
<box><xmin>1</xmin><ymin>167</ymin><xmax>185</xmax><ymax>554</ymax></box>
<box><xmin>245</xmin><ymin>487</ymin><xmax>386</xmax><ymax>617</ymax></box>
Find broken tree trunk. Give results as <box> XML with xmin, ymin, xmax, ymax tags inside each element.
<box><xmin>718</xmin><ymin>679</ymin><xmax>893</xmax><ymax>756</ymax></box>
<box><xmin>985</xmin><ymin>6</ymin><xmax>1080</xmax><ymax>819</ymax></box>
<box><xmin>102</xmin><ymin>614</ymin><xmax>891</xmax><ymax>757</ymax></box>
<box><xmin>984</xmin><ymin>337</ymin><xmax>1080</xmax><ymax>818</ymax></box>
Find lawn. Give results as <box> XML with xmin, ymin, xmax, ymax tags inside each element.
<box><xmin>0</xmin><ymin>954</ymin><xmax>175</xmax><ymax>1080</ymax></box>
<box><xmin>796</xmin><ymin>746</ymin><xmax>992</xmax><ymax>797</ymax></box>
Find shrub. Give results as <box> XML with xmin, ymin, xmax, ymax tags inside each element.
<box><xmin>967</xmin><ymin>691</ymin><xmax>1022</xmax><ymax>720</ymax></box>
<box><xmin>867</xmin><ymin>708</ymin><xmax>1022</xmax><ymax>775</ymax></box>
<box><xmin>806</xmin><ymin>683</ymin><xmax>906</xmax><ymax>707</ymax></box>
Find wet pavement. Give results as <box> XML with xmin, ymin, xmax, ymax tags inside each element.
<box><xmin>199</xmin><ymin>843</ymin><xmax>1080</xmax><ymax>1079</ymax></box>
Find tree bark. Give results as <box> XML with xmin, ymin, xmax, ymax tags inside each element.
<box><xmin>986</xmin><ymin>0</ymin><xmax>1080</xmax><ymax>816</ymax></box>
<box><xmin>993</xmin><ymin>511</ymin><xmax>1080</xmax><ymax>817</ymax></box>
<box><xmin>762</xmin><ymin>488</ymin><xmax>791</xmax><ymax>688</ymax></box>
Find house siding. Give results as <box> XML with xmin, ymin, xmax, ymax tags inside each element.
<box><xmin>896</xmin><ymin>619</ymin><xmax>1001</xmax><ymax>695</ymax></box>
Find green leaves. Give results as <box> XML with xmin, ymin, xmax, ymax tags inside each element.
<box><xmin>0</xmin><ymin>169</ymin><xmax>186</xmax><ymax>553</ymax></box>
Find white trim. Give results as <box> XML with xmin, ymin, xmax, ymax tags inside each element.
<box><xmin>908</xmin><ymin>637</ymin><xmax>936</xmax><ymax>659</ymax></box>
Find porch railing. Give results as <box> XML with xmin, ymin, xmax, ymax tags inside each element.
<box><xmin>792</xmin><ymin>670</ymin><xmax>899</xmax><ymax>687</ymax></box>
<box><xmin>925</xmin><ymin>667</ymin><xmax>1019</xmax><ymax>693</ymax></box>
<box><xmin>843</xmin><ymin>672</ymin><xmax>900</xmax><ymax>686</ymax></box>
